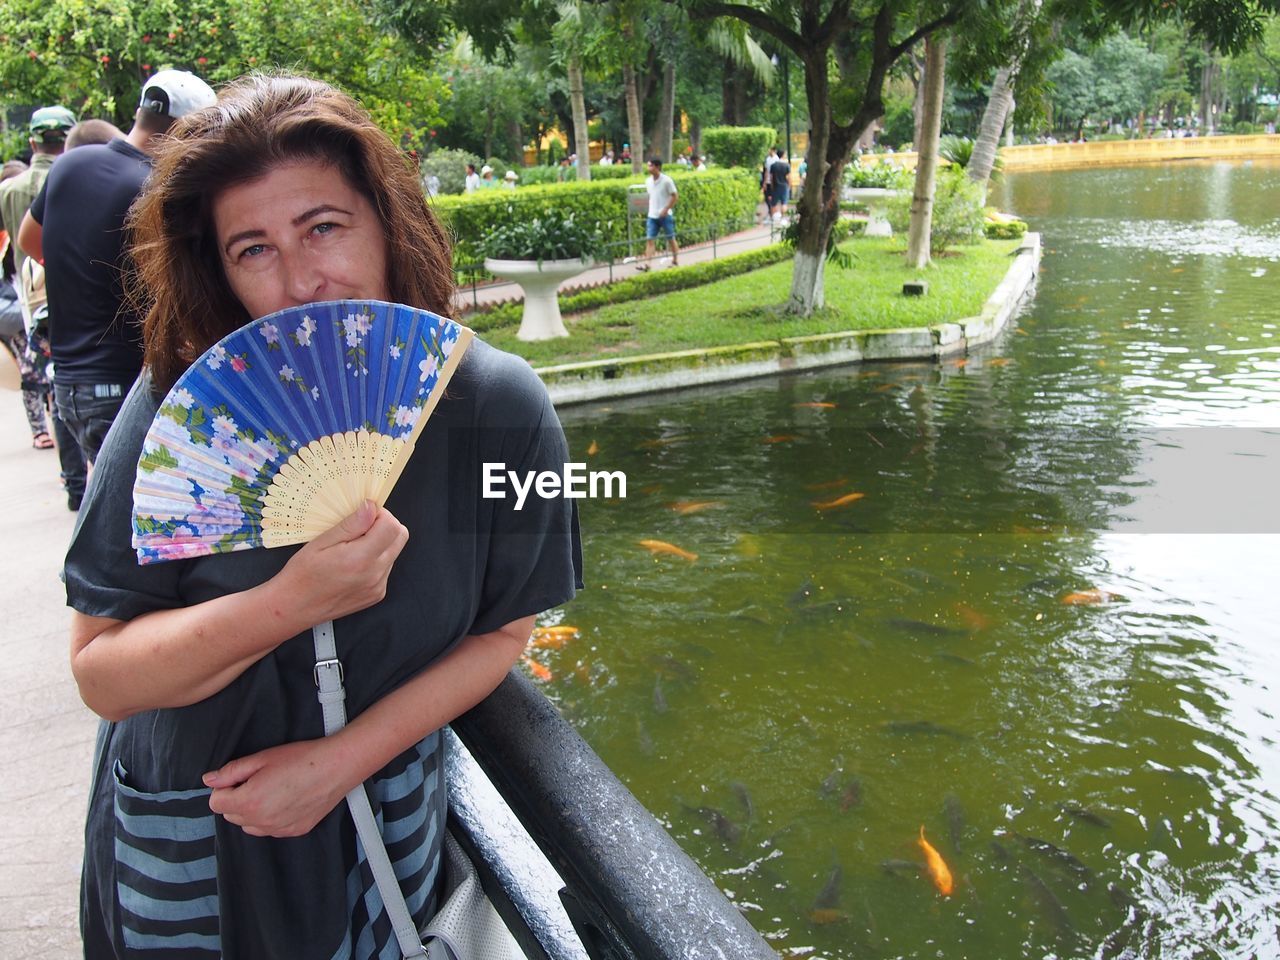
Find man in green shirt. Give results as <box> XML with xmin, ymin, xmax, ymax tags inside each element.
<box><xmin>0</xmin><ymin>106</ymin><xmax>75</xmax><ymax>286</ymax></box>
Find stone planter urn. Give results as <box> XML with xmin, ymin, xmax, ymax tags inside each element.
<box><xmin>844</xmin><ymin>187</ymin><xmax>900</xmax><ymax>237</ymax></box>
<box><xmin>484</xmin><ymin>257</ymin><xmax>593</xmax><ymax>341</ymax></box>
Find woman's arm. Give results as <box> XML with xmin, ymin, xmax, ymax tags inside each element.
<box><xmin>70</xmin><ymin>502</ymin><xmax>408</xmax><ymax>721</ymax></box>
<box><xmin>203</xmin><ymin>615</ymin><xmax>535</xmax><ymax>837</ymax></box>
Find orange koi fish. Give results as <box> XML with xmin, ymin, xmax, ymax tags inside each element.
<box><xmin>586</xmin><ymin>440</ymin><xmax>600</xmax><ymax>456</ymax></box>
<box><xmin>874</xmin><ymin>383</ymin><xmax>897</xmax><ymax>393</ymax></box>
<box><xmin>812</xmin><ymin>492</ymin><xmax>866</xmax><ymax>510</ymax></box>
<box><xmin>918</xmin><ymin>826</ymin><xmax>954</xmax><ymax>896</ymax></box>
<box><xmin>638</xmin><ymin>539</ymin><xmax>698</xmax><ymax>562</ymax></box>
<box><xmin>666</xmin><ymin>500</ymin><xmax>724</xmax><ymax>515</ymax></box>
<box><xmin>762</xmin><ymin>434</ymin><xmax>799</xmax><ymax>444</ymax></box>
<box><xmin>953</xmin><ymin>602</ymin><xmax>991</xmax><ymax>631</ymax></box>
<box><xmin>794</xmin><ymin>402</ymin><xmax>837</xmax><ymax>409</ymax></box>
<box><xmin>988</xmin><ymin>357</ymin><xmax>1012</xmax><ymax>367</ymax></box>
<box><xmin>640</xmin><ymin>436</ymin><xmax>688</xmax><ymax>448</ymax></box>
<box><xmin>950</xmin><ymin>358</ymin><xmax>969</xmax><ymax>369</ymax></box>
<box><xmin>807</xmin><ymin>909</ymin><xmax>848</xmax><ymax>925</ymax></box>
<box><xmin>1061</xmin><ymin>588</ymin><xmax>1122</xmax><ymax>606</ymax></box>
<box><xmin>530</xmin><ymin>625</ymin><xmax>580</xmax><ymax>649</ymax></box>
<box><xmin>521</xmin><ymin>656</ymin><xmax>552</xmax><ymax>682</ymax></box>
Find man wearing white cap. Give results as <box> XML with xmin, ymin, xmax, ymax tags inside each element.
<box><xmin>19</xmin><ymin>70</ymin><xmax>216</xmax><ymax>476</ymax></box>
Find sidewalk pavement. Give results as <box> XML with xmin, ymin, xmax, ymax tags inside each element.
<box><xmin>454</xmin><ymin>218</ymin><xmax>784</xmax><ymax>315</ymax></box>
<box><xmin>0</xmin><ymin>395</ymin><xmax>94</xmax><ymax>958</ymax></box>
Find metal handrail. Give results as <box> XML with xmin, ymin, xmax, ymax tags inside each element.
<box><xmin>449</xmin><ymin>671</ymin><xmax>779</xmax><ymax>960</ymax></box>
<box><xmin>454</xmin><ymin>215</ymin><xmax>781</xmax><ymax>312</ymax></box>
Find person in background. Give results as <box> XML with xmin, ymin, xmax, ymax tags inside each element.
<box><xmin>640</xmin><ymin>156</ymin><xmax>679</xmax><ymax>270</ymax></box>
<box><xmin>65</xmin><ymin>119</ymin><xmax>123</xmax><ymax>150</ymax></box>
<box><xmin>478</xmin><ymin>163</ymin><xmax>497</xmax><ymax>189</ymax></box>
<box><xmin>599</xmin><ymin>149</ymin><xmax>614</xmax><ymax>166</ymax></box>
<box><xmin>770</xmin><ymin>149</ymin><xmax>792</xmax><ymax>222</ymax></box>
<box><xmin>502</xmin><ymin>169</ymin><xmax>518</xmax><ymax>189</ymax></box>
<box><xmin>693</xmin><ymin>155</ymin><xmax>707</xmax><ymax>172</ymax></box>
<box><xmin>464</xmin><ymin>162</ymin><xmax>480</xmax><ymax>193</ymax></box>
<box><xmin>761</xmin><ymin>146</ymin><xmax>778</xmax><ymax>222</ymax></box>
<box><xmin>19</xmin><ymin>70</ymin><xmax>217</xmax><ymax>474</ymax></box>
<box><xmin>66</xmin><ymin>72</ymin><xmax>582</xmax><ymax>959</ymax></box>
<box><xmin>0</xmin><ymin>106</ymin><xmax>76</xmax><ymax>455</ymax></box>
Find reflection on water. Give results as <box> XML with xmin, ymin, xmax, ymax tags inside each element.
<box><xmin>538</xmin><ymin>160</ymin><xmax>1280</xmax><ymax>959</ymax></box>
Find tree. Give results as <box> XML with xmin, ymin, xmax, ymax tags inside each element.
<box><xmin>907</xmin><ymin>33</ymin><xmax>947</xmax><ymax>268</ymax></box>
<box><xmin>0</xmin><ymin>0</ymin><xmax>448</xmax><ymax>148</ymax></box>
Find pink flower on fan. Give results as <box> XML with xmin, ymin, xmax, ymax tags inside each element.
<box><xmin>207</xmin><ymin>344</ymin><xmax>227</xmax><ymax>370</ymax></box>
<box><xmin>392</xmin><ymin>404</ymin><xmax>420</xmax><ymax>427</ymax></box>
<box><xmin>230</xmin><ymin>356</ymin><xmax>248</xmax><ymax>373</ymax></box>
<box><xmin>389</xmin><ymin>344</ymin><xmax>401</xmax><ymax>360</ymax></box>
<box><xmin>258</xmin><ymin>322</ymin><xmax>279</xmax><ymax>345</ymax></box>
<box><xmin>419</xmin><ymin>354</ymin><xmax>438</xmax><ymax>382</ymax></box>
<box><xmin>172</xmin><ymin>388</ymin><xmax>195</xmax><ymax>409</ymax></box>
<box><xmin>213</xmin><ymin>414</ymin><xmax>238</xmax><ymax>437</ymax></box>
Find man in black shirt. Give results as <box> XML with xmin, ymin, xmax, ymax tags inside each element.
<box><xmin>19</xmin><ymin>70</ymin><xmax>216</xmax><ymax>469</ymax></box>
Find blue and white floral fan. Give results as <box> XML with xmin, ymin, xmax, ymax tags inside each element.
<box><xmin>132</xmin><ymin>300</ymin><xmax>473</xmax><ymax>564</ymax></box>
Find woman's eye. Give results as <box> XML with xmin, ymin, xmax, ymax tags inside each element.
<box><xmin>313</xmin><ymin>222</ymin><xmax>336</xmax><ymax>236</ymax></box>
<box><xmin>240</xmin><ymin>244</ymin><xmax>266</xmax><ymax>259</ymax></box>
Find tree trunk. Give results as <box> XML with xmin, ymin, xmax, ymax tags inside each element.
<box><xmin>508</xmin><ymin>120</ymin><xmax>524</xmax><ymax>163</ymax></box>
<box><xmin>691</xmin><ymin>117</ymin><xmax>702</xmax><ymax>157</ymax></box>
<box><xmin>787</xmin><ymin>55</ymin><xmax>837</xmax><ymax>314</ymax></box>
<box><xmin>657</xmin><ymin>61</ymin><xmax>676</xmax><ymax>162</ymax></box>
<box><xmin>1004</xmin><ymin>101</ymin><xmax>1015</xmax><ymax>146</ymax></box>
<box><xmin>968</xmin><ymin>65</ymin><xmax>1014</xmax><ymax>202</ymax></box>
<box><xmin>568</xmin><ymin>55</ymin><xmax>592</xmax><ymax>181</ymax></box>
<box><xmin>623</xmin><ymin>62</ymin><xmax>645</xmax><ymax>173</ymax></box>
<box><xmin>911</xmin><ymin>52</ymin><xmax>927</xmax><ymax>147</ymax></box>
<box><xmin>906</xmin><ymin>34</ymin><xmax>948</xmax><ymax>270</ymax></box>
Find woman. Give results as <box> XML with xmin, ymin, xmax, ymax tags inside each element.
<box><xmin>66</xmin><ymin>74</ymin><xmax>583</xmax><ymax>958</ymax></box>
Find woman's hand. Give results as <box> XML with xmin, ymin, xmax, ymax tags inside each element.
<box><xmin>204</xmin><ymin>740</ymin><xmax>348</xmax><ymax>837</ymax></box>
<box><xmin>70</xmin><ymin>502</ymin><xmax>408</xmax><ymax>721</ymax></box>
<box><xmin>273</xmin><ymin>500</ymin><xmax>409</xmax><ymax>624</ymax></box>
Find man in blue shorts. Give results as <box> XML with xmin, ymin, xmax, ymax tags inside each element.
<box><xmin>642</xmin><ymin>157</ymin><xmax>679</xmax><ymax>269</ymax></box>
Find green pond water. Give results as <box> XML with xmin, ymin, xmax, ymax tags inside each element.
<box><xmin>540</xmin><ymin>160</ymin><xmax>1280</xmax><ymax>960</ymax></box>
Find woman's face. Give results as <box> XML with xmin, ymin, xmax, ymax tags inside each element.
<box><xmin>213</xmin><ymin>159</ymin><xmax>390</xmax><ymax>320</ymax></box>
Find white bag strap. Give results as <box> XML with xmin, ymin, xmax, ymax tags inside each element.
<box><xmin>313</xmin><ymin>620</ymin><xmax>427</xmax><ymax>960</ymax></box>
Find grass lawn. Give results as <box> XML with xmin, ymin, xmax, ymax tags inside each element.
<box><xmin>481</xmin><ymin>235</ymin><xmax>1023</xmax><ymax>367</ymax></box>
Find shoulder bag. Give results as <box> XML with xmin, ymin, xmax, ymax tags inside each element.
<box><xmin>312</xmin><ymin>621</ymin><xmax>527</xmax><ymax>960</ymax></box>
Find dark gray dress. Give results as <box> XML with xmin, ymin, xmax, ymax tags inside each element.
<box><xmin>66</xmin><ymin>340</ymin><xmax>583</xmax><ymax>959</ymax></box>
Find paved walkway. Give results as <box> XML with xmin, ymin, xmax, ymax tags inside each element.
<box><xmin>454</xmin><ymin>219</ymin><xmax>783</xmax><ymax>314</ymax></box>
<box><xmin>0</xmin><ymin>396</ymin><xmax>94</xmax><ymax>958</ymax></box>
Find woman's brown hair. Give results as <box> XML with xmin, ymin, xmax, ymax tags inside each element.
<box><xmin>129</xmin><ymin>73</ymin><xmax>454</xmax><ymax>392</ymax></box>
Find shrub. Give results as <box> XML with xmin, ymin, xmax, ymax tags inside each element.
<box><xmin>983</xmin><ymin>219</ymin><xmax>1027</xmax><ymax>240</ymax></box>
<box><xmin>886</xmin><ymin>167</ymin><xmax>985</xmax><ymax>253</ymax></box>
<box><xmin>433</xmin><ymin>169</ymin><xmax>759</xmax><ymax>266</ymax></box>
<box><xmin>420</xmin><ymin>148</ymin><xmax>483</xmax><ymax>195</ymax></box>
<box><xmin>1233</xmin><ymin>120</ymin><xmax>1257</xmax><ymax>135</ymax></box>
<box><xmin>846</xmin><ymin>162</ymin><xmax>912</xmax><ymax>189</ymax></box>
<box><xmin>700</xmin><ymin>126</ymin><xmax>776</xmax><ymax>169</ymax></box>
<box><xmin>938</xmin><ymin>135</ymin><xmax>974</xmax><ymax>167</ymax></box>
<box><xmin>479</xmin><ymin>207</ymin><xmax>608</xmax><ymax>263</ymax></box>
<box><xmin>464</xmin><ymin>243</ymin><xmax>795</xmax><ymax>332</ymax></box>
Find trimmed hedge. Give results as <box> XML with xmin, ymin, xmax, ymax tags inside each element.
<box><xmin>464</xmin><ymin>243</ymin><xmax>794</xmax><ymax>333</ymax></box>
<box><xmin>432</xmin><ymin>169</ymin><xmax>759</xmax><ymax>266</ymax></box>
<box><xmin>984</xmin><ymin>219</ymin><xmax>1027</xmax><ymax>240</ymax></box>
<box><xmin>517</xmin><ymin>164</ymin><xmax>642</xmax><ymax>186</ymax></box>
<box><xmin>701</xmin><ymin>126</ymin><xmax>776</xmax><ymax>170</ymax></box>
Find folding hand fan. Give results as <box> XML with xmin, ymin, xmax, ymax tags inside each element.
<box><xmin>132</xmin><ymin>300</ymin><xmax>473</xmax><ymax>564</ymax></box>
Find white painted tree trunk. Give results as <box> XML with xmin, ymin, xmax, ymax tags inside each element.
<box><xmin>787</xmin><ymin>249</ymin><xmax>826</xmax><ymax>313</ymax></box>
<box><xmin>906</xmin><ymin>35</ymin><xmax>947</xmax><ymax>269</ymax></box>
<box><xmin>569</xmin><ymin>56</ymin><xmax>592</xmax><ymax>181</ymax></box>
